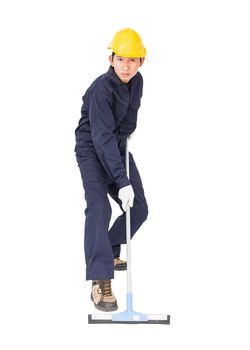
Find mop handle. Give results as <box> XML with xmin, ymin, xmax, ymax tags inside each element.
<box><xmin>125</xmin><ymin>139</ymin><xmax>132</xmax><ymax>295</ymax></box>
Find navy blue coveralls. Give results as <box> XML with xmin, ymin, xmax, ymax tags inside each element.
<box><xmin>75</xmin><ymin>66</ymin><xmax>148</xmax><ymax>281</ymax></box>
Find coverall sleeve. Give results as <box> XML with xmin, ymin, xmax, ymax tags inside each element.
<box><xmin>88</xmin><ymin>90</ymin><xmax>130</xmax><ymax>189</ymax></box>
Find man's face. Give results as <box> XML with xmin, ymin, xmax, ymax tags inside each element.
<box><xmin>109</xmin><ymin>55</ymin><xmax>144</xmax><ymax>83</ymax></box>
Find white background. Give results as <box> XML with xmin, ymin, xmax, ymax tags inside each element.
<box><xmin>1</xmin><ymin>0</ymin><xmax>250</xmax><ymax>349</ymax></box>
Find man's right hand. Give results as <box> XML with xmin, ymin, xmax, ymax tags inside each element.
<box><xmin>118</xmin><ymin>185</ymin><xmax>135</xmax><ymax>211</ymax></box>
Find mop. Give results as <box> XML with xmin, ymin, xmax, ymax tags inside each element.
<box><xmin>88</xmin><ymin>140</ymin><xmax>170</xmax><ymax>324</ymax></box>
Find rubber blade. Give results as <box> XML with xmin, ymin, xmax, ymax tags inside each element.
<box><xmin>88</xmin><ymin>314</ymin><xmax>170</xmax><ymax>324</ymax></box>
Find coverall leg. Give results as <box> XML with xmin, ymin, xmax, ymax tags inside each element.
<box><xmin>77</xmin><ymin>150</ymin><xmax>115</xmax><ymax>281</ymax></box>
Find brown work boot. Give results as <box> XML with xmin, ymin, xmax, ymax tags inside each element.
<box><xmin>114</xmin><ymin>257</ymin><xmax>127</xmax><ymax>271</ymax></box>
<box><xmin>91</xmin><ymin>280</ymin><xmax>118</xmax><ymax>312</ymax></box>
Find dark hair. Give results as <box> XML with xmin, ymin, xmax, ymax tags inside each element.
<box><xmin>111</xmin><ymin>51</ymin><xmax>144</xmax><ymax>63</ymax></box>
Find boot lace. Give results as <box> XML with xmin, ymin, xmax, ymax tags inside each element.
<box><xmin>98</xmin><ymin>280</ymin><xmax>112</xmax><ymax>297</ymax></box>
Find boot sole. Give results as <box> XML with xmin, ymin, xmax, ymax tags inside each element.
<box><xmin>93</xmin><ymin>303</ymin><xmax>118</xmax><ymax>312</ymax></box>
<box><xmin>114</xmin><ymin>263</ymin><xmax>127</xmax><ymax>271</ymax></box>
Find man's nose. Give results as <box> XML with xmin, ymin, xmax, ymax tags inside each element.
<box><xmin>122</xmin><ymin>60</ymin><xmax>129</xmax><ymax>70</ymax></box>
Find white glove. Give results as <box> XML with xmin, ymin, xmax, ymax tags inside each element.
<box><xmin>118</xmin><ymin>185</ymin><xmax>135</xmax><ymax>211</ymax></box>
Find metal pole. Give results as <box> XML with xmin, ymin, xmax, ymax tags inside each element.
<box><xmin>125</xmin><ymin>140</ymin><xmax>132</xmax><ymax>297</ymax></box>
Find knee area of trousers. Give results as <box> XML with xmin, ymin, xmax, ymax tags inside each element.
<box><xmin>86</xmin><ymin>195</ymin><xmax>111</xmax><ymax>217</ymax></box>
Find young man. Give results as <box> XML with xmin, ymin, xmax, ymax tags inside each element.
<box><xmin>75</xmin><ymin>28</ymin><xmax>148</xmax><ymax>312</ymax></box>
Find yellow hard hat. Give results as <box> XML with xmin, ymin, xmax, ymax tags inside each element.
<box><xmin>108</xmin><ymin>28</ymin><xmax>146</xmax><ymax>58</ymax></box>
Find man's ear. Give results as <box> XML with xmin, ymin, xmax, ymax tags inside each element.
<box><xmin>139</xmin><ymin>58</ymin><xmax>145</xmax><ymax>67</ymax></box>
<box><xmin>109</xmin><ymin>55</ymin><xmax>114</xmax><ymax>66</ymax></box>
